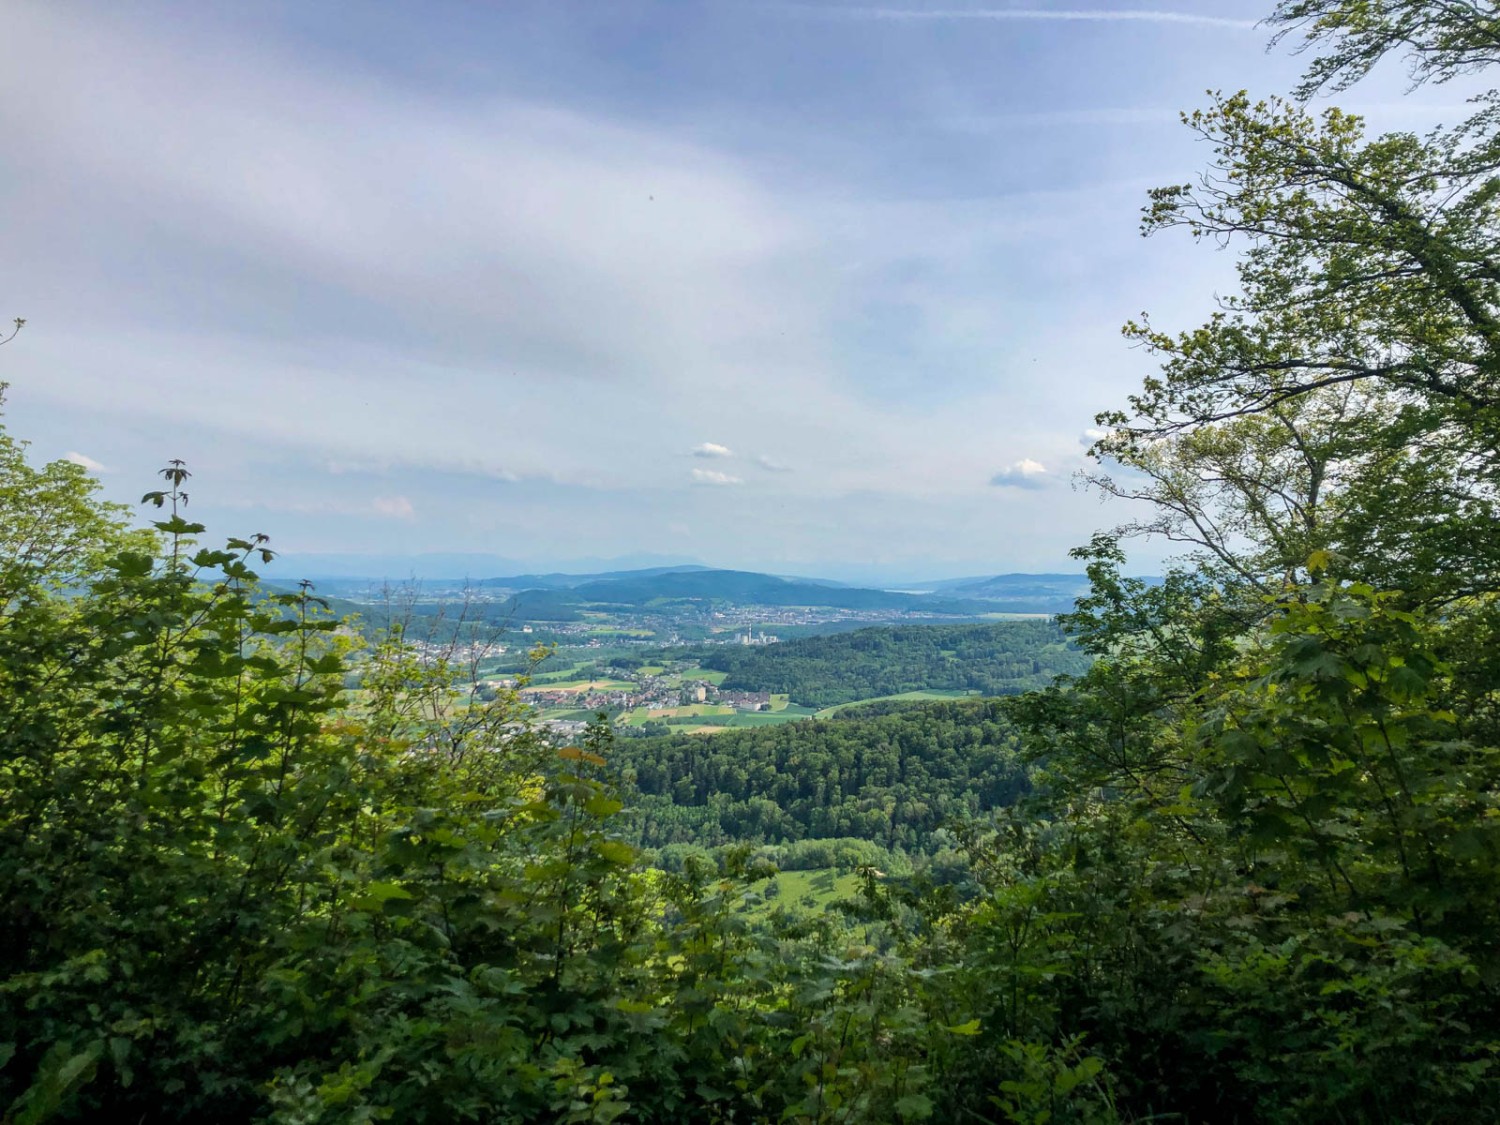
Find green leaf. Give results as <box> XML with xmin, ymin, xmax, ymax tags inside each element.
<box><xmin>10</xmin><ymin>1041</ymin><xmax>103</xmax><ymax>1125</ymax></box>
<box><xmin>595</xmin><ymin>841</ymin><xmax>635</xmax><ymax>865</ymax></box>
<box><xmin>895</xmin><ymin>1093</ymin><xmax>934</xmax><ymax>1118</ymax></box>
<box><xmin>350</xmin><ymin>881</ymin><xmax>416</xmax><ymax>911</ymax></box>
<box><xmin>584</xmin><ymin>794</ymin><xmax>624</xmax><ymax>818</ymax></box>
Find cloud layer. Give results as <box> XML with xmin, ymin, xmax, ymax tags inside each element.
<box><xmin>0</xmin><ymin>0</ymin><xmax>1371</xmax><ymax>577</ymax></box>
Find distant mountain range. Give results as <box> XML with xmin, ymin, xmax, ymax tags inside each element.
<box><xmin>280</xmin><ymin>566</ymin><xmax>1116</xmax><ymax>620</ymax></box>
<box><xmin>475</xmin><ymin>565</ymin><xmax>712</xmax><ymax>590</ymax></box>
<box><xmin>494</xmin><ymin>570</ymin><xmax>985</xmax><ymax>620</ymax></box>
<box><xmin>481</xmin><ymin>568</ymin><xmax>1095</xmax><ymax>620</ymax></box>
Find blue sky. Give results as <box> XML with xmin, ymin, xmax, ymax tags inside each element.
<box><xmin>0</xmin><ymin>2</ymin><xmax>1457</xmax><ymax>581</ymax></box>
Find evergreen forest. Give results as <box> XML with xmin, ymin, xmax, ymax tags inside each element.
<box><xmin>622</xmin><ymin>700</ymin><xmax>1031</xmax><ymax>851</ymax></box>
<box><xmin>7</xmin><ymin>3</ymin><xmax>1500</xmax><ymax>1121</ymax></box>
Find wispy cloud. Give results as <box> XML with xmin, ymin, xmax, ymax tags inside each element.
<box><xmin>754</xmin><ymin>454</ymin><xmax>792</xmax><ymax>473</ymax></box>
<box><xmin>326</xmin><ymin>455</ymin><xmax>524</xmax><ymax>482</ymax></box>
<box><xmin>691</xmin><ymin>468</ymin><xmax>743</xmax><ymax>486</ymax></box>
<box><xmin>63</xmin><ymin>451</ymin><xmax>109</xmax><ymax>473</ymax></box>
<box><xmin>372</xmin><ymin>495</ymin><xmax>416</xmax><ymax>519</ymax></box>
<box><xmin>990</xmin><ymin>458</ymin><xmax>1051</xmax><ymax>490</ymax></box>
<box><xmin>693</xmin><ymin>442</ymin><xmax>734</xmax><ymax>459</ymax></box>
<box><xmin>775</xmin><ymin>7</ymin><xmax>1259</xmax><ymax>30</ymax></box>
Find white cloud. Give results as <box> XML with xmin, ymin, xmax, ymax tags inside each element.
<box><xmin>372</xmin><ymin>495</ymin><xmax>416</xmax><ymax>519</ymax></box>
<box><xmin>690</xmin><ymin>468</ymin><xmax>743</xmax><ymax>486</ymax></box>
<box><xmin>754</xmin><ymin>454</ymin><xmax>791</xmax><ymax>472</ymax></box>
<box><xmin>990</xmin><ymin>458</ymin><xmax>1050</xmax><ymax>489</ymax></box>
<box><xmin>693</xmin><ymin>442</ymin><xmax>733</xmax><ymax>459</ymax></box>
<box><xmin>63</xmin><ymin>451</ymin><xmax>108</xmax><ymax>472</ymax></box>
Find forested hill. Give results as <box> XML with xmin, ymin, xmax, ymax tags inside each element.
<box><xmin>495</xmin><ymin>568</ymin><xmax>999</xmax><ymax>620</ymax></box>
<box><xmin>619</xmin><ymin>699</ymin><xmax>1028</xmax><ymax>851</ymax></box>
<box><xmin>694</xmin><ymin>620</ymin><xmax>1088</xmax><ymax>707</ymax></box>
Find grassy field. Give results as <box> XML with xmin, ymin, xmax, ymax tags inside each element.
<box><xmin>661</xmin><ymin>704</ymin><xmax>735</xmax><ymax>719</ymax></box>
<box><xmin>744</xmin><ymin>868</ymin><xmax>865</xmax><ymax>916</ymax></box>
<box><xmin>617</xmin><ymin>703</ymin><xmax>736</xmax><ymax>727</ymax></box>
<box><xmin>720</xmin><ymin>709</ymin><xmax>816</xmax><ymax>728</ymax></box>
<box><xmin>533</xmin><ymin>678</ymin><xmax>637</xmax><ymax>693</ymax></box>
<box><xmin>529</xmin><ymin>663</ymin><xmax>593</xmax><ymax>684</ymax></box>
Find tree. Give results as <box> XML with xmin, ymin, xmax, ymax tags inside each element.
<box><xmin>0</xmin><ymin>387</ymin><xmax>149</xmax><ymax>616</ymax></box>
<box><xmin>1270</xmin><ymin>0</ymin><xmax>1500</xmax><ymax>97</ymax></box>
<box><xmin>970</xmin><ymin>5</ymin><xmax>1500</xmax><ymax>1118</ymax></box>
<box><xmin>1099</xmin><ymin>6</ymin><xmax>1500</xmax><ymax>597</ymax></box>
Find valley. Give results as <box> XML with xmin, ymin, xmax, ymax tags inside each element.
<box><xmin>324</xmin><ymin>566</ymin><xmax>1093</xmax><ymax>738</ymax></box>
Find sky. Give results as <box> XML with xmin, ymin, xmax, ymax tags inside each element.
<box><xmin>0</xmin><ymin>1</ymin><xmax>1461</xmax><ymax>582</ymax></box>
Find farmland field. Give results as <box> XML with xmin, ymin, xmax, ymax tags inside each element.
<box><xmin>532</xmin><ymin>678</ymin><xmax>636</xmax><ymax>693</ymax></box>
<box><xmin>746</xmin><ymin>868</ymin><xmax>866</xmax><ymax>916</ymax></box>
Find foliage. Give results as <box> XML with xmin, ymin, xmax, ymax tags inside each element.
<box><xmin>694</xmin><ymin>621</ymin><xmax>1088</xmax><ymax>709</ymax></box>
<box><xmin>964</xmin><ymin>578</ymin><xmax>1498</xmax><ymax>1119</ymax></box>
<box><xmin>621</xmin><ymin>700</ymin><xmax>1030</xmax><ymax>852</ymax></box>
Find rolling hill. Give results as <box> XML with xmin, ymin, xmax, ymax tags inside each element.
<box><xmin>475</xmin><ymin>565</ymin><xmax>711</xmax><ymax>591</ymax></box>
<box><xmin>494</xmin><ymin>568</ymin><xmax>999</xmax><ymax>619</ymax></box>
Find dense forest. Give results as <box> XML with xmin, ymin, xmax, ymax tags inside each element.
<box><xmin>7</xmin><ymin>3</ymin><xmax>1500</xmax><ymax>1122</ymax></box>
<box><xmin>620</xmin><ymin>700</ymin><xmax>1029</xmax><ymax>849</ymax></box>
<box><xmin>695</xmin><ymin>621</ymin><xmax>1088</xmax><ymax>706</ymax></box>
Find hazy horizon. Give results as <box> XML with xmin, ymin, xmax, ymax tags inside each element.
<box><xmin>269</xmin><ymin>550</ymin><xmax>1141</xmax><ymax>587</ymax></box>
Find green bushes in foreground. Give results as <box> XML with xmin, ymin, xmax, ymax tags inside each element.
<box><xmin>4</xmin><ymin>417</ymin><xmax>1500</xmax><ymax>1124</ymax></box>
<box><xmin>0</xmin><ymin>440</ymin><xmax>963</xmax><ymax>1123</ymax></box>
